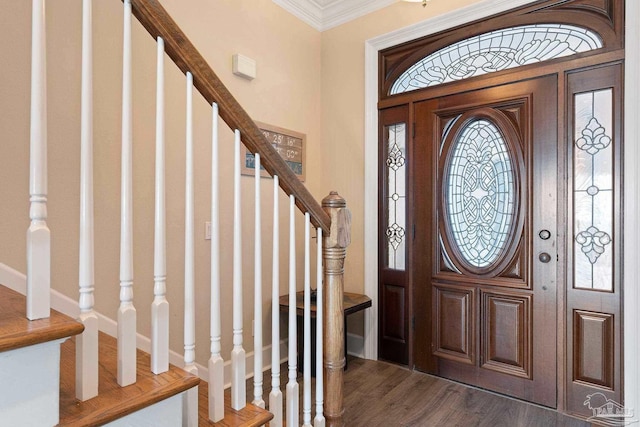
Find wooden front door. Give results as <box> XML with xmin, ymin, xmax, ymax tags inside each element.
<box><xmin>413</xmin><ymin>76</ymin><xmax>558</xmax><ymax>407</ymax></box>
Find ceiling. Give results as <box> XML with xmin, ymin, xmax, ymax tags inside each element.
<box><xmin>271</xmin><ymin>0</ymin><xmax>397</xmax><ymax>32</ymax></box>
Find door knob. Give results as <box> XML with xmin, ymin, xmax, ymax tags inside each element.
<box><xmin>538</xmin><ymin>229</ymin><xmax>551</xmax><ymax>240</ymax></box>
<box><xmin>539</xmin><ymin>252</ymin><xmax>552</xmax><ymax>263</ymax></box>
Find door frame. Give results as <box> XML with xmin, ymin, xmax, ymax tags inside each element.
<box><xmin>363</xmin><ymin>0</ymin><xmax>640</xmax><ymax>414</ymax></box>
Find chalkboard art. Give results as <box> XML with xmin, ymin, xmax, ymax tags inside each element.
<box><xmin>241</xmin><ymin>122</ymin><xmax>306</xmax><ymax>182</ymax></box>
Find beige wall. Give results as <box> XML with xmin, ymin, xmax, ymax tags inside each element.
<box><xmin>0</xmin><ymin>0</ymin><xmax>322</xmax><ymax>366</ymax></box>
<box><xmin>319</xmin><ymin>0</ymin><xmax>482</xmax><ymax>334</ymax></box>
<box><xmin>0</xmin><ymin>0</ymin><xmax>486</xmax><ymax>364</ymax></box>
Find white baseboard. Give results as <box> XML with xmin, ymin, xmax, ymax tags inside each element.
<box><xmin>346</xmin><ymin>332</ymin><xmax>365</xmax><ymax>358</ymax></box>
<box><xmin>0</xmin><ymin>263</ymin><xmax>27</xmax><ymax>295</ymax></box>
<box><xmin>0</xmin><ymin>262</ymin><xmax>289</xmax><ymax>389</ymax></box>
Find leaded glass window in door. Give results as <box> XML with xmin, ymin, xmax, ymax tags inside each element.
<box><xmin>573</xmin><ymin>89</ymin><xmax>614</xmax><ymax>291</ymax></box>
<box><xmin>385</xmin><ymin>123</ymin><xmax>407</xmax><ymax>270</ymax></box>
<box><xmin>444</xmin><ymin>118</ymin><xmax>516</xmax><ymax>269</ymax></box>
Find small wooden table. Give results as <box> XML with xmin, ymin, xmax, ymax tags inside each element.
<box><xmin>279</xmin><ymin>291</ymin><xmax>372</xmax><ymax>375</ymax></box>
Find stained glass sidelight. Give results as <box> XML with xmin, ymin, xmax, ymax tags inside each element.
<box><xmin>390</xmin><ymin>24</ymin><xmax>603</xmax><ymax>95</ymax></box>
<box><xmin>573</xmin><ymin>89</ymin><xmax>613</xmax><ymax>291</ymax></box>
<box><xmin>386</xmin><ymin>123</ymin><xmax>407</xmax><ymax>270</ymax></box>
<box><xmin>446</xmin><ymin>119</ymin><xmax>515</xmax><ymax>269</ymax></box>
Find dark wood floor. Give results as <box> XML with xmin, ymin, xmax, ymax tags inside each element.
<box><xmin>340</xmin><ymin>356</ymin><xmax>591</xmax><ymax>427</ymax></box>
<box><xmin>254</xmin><ymin>355</ymin><xmax>591</xmax><ymax>427</ymax></box>
<box><xmin>202</xmin><ymin>353</ymin><xmax>592</xmax><ymax>426</ymax></box>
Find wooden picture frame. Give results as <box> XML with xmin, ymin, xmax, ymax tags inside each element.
<box><xmin>241</xmin><ymin>121</ymin><xmax>306</xmax><ymax>182</ymax></box>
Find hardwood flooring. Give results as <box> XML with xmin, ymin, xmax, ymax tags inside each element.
<box><xmin>341</xmin><ymin>357</ymin><xmax>591</xmax><ymax>427</ymax></box>
<box><xmin>238</xmin><ymin>355</ymin><xmax>590</xmax><ymax>426</ymax></box>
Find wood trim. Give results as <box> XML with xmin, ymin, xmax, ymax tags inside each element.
<box><xmin>379</xmin><ymin>0</ymin><xmax>624</xmax><ymax>99</ymax></box>
<box><xmin>322</xmin><ymin>192</ymin><xmax>351</xmax><ymax>427</ymax></box>
<box><xmin>124</xmin><ymin>0</ymin><xmax>330</xmax><ymax>233</ymax></box>
<box><xmin>0</xmin><ymin>285</ymin><xmax>84</xmax><ymax>352</ymax></box>
<box><xmin>378</xmin><ymin>49</ymin><xmax>625</xmax><ymax>110</ymax></box>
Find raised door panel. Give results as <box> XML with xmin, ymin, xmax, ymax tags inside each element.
<box><xmin>382</xmin><ymin>284</ymin><xmax>406</xmax><ymax>344</ymax></box>
<box><xmin>573</xmin><ymin>310</ymin><xmax>614</xmax><ymax>389</ymax></box>
<box><xmin>433</xmin><ymin>283</ymin><xmax>475</xmax><ymax>365</ymax></box>
<box><xmin>481</xmin><ymin>291</ymin><xmax>532</xmax><ymax>379</ymax></box>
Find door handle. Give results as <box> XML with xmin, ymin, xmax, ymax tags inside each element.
<box><xmin>539</xmin><ymin>252</ymin><xmax>552</xmax><ymax>263</ymax></box>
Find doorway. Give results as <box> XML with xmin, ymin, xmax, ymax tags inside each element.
<box><xmin>412</xmin><ymin>76</ymin><xmax>558</xmax><ymax>407</ymax></box>
<box><xmin>376</xmin><ymin>0</ymin><xmax>624</xmax><ymax>418</ymax></box>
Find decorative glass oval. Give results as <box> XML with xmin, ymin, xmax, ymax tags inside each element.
<box><xmin>390</xmin><ymin>24</ymin><xmax>603</xmax><ymax>95</ymax></box>
<box><xmin>446</xmin><ymin>119</ymin><xmax>515</xmax><ymax>268</ymax></box>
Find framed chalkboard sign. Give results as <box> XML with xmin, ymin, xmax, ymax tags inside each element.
<box><xmin>241</xmin><ymin>122</ymin><xmax>306</xmax><ymax>182</ymax></box>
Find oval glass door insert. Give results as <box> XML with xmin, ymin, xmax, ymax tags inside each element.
<box><xmin>446</xmin><ymin>118</ymin><xmax>516</xmax><ymax>268</ymax></box>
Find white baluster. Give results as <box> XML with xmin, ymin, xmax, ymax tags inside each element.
<box><xmin>269</xmin><ymin>175</ymin><xmax>283</xmax><ymax>427</ymax></box>
<box><xmin>303</xmin><ymin>213</ymin><xmax>312</xmax><ymax>427</ymax></box>
<box><xmin>151</xmin><ymin>37</ymin><xmax>169</xmax><ymax>376</ymax></box>
<box><xmin>253</xmin><ymin>153</ymin><xmax>265</xmax><ymax>408</ymax></box>
<box><xmin>231</xmin><ymin>129</ymin><xmax>247</xmax><ymax>410</ymax></box>
<box><xmin>76</xmin><ymin>0</ymin><xmax>98</xmax><ymax>401</ymax></box>
<box><xmin>286</xmin><ymin>195</ymin><xmax>299</xmax><ymax>427</ymax></box>
<box><xmin>118</xmin><ymin>0</ymin><xmax>136</xmax><ymax>387</ymax></box>
<box><xmin>183</xmin><ymin>71</ymin><xmax>198</xmax><ymax>427</ymax></box>
<box><xmin>314</xmin><ymin>227</ymin><xmax>325</xmax><ymax>427</ymax></box>
<box><xmin>208</xmin><ymin>102</ymin><xmax>224</xmax><ymax>422</ymax></box>
<box><xmin>27</xmin><ymin>0</ymin><xmax>50</xmax><ymax>321</ymax></box>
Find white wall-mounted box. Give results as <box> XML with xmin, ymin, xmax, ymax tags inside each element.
<box><xmin>232</xmin><ymin>54</ymin><xmax>256</xmax><ymax>80</ymax></box>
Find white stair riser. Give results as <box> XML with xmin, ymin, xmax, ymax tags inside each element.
<box><xmin>0</xmin><ymin>340</ymin><xmax>64</xmax><ymax>427</ymax></box>
<box><xmin>105</xmin><ymin>392</ymin><xmax>183</xmax><ymax>427</ymax></box>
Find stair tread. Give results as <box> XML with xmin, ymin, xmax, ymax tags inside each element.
<box><xmin>198</xmin><ymin>381</ymin><xmax>274</xmax><ymax>426</ymax></box>
<box><xmin>0</xmin><ymin>284</ymin><xmax>84</xmax><ymax>352</ymax></box>
<box><xmin>59</xmin><ymin>331</ymin><xmax>200</xmax><ymax>426</ymax></box>
<box><xmin>59</xmin><ymin>331</ymin><xmax>272</xmax><ymax>426</ymax></box>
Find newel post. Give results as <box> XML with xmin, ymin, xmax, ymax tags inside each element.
<box><xmin>322</xmin><ymin>191</ymin><xmax>351</xmax><ymax>427</ymax></box>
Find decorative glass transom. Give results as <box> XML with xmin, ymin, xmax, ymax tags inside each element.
<box><xmin>390</xmin><ymin>24</ymin><xmax>603</xmax><ymax>95</ymax></box>
<box><xmin>446</xmin><ymin>119</ymin><xmax>515</xmax><ymax>268</ymax></box>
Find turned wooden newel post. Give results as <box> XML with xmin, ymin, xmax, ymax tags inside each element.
<box><xmin>322</xmin><ymin>191</ymin><xmax>351</xmax><ymax>427</ymax></box>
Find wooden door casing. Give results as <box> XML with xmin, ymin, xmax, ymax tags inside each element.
<box><xmin>414</xmin><ymin>76</ymin><xmax>558</xmax><ymax>408</ymax></box>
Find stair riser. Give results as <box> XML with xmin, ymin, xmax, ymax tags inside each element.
<box><xmin>104</xmin><ymin>393</ymin><xmax>183</xmax><ymax>427</ymax></box>
<box><xmin>0</xmin><ymin>339</ymin><xmax>64</xmax><ymax>427</ymax></box>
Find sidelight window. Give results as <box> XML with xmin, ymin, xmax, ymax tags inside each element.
<box><xmin>573</xmin><ymin>89</ymin><xmax>614</xmax><ymax>291</ymax></box>
<box><xmin>385</xmin><ymin>123</ymin><xmax>407</xmax><ymax>270</ymax></box>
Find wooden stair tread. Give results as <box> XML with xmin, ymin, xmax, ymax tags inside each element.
<box><xmin>59</xmin><ymin>331</ymin><xmax>200</xmax><ymax>426</ymax></box>
<box><xmin>0</xmin><ymin>284</ymin><xmax>84</xmax><ymax>352</ymax></box>
<box><xmin>198</xmin><ymin>381</ymin><xmax>274</xmax><ymax>426</ymax></box>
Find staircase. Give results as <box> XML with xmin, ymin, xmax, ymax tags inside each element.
<box><xmin>0</xmin><ymin>285</ymin><xmax>83</xmax><ymax>426</ymax></box>
<box><xmin>0</xmin><ymin>0</ymin><xmax>350</xmax><ymax>426</ymax></box>
<box><xmin>0</xmin><ymin>283</ymin><xmax>271</xmax><ymax>426</ymax></box>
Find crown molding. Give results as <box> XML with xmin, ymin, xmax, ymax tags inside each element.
<box><xmin>272</xmin><ymin>0</ymin><xmax>397</xmax><ymax>31</ymax></box>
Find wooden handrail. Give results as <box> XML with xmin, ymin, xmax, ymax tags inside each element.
<box><xmin>125</xmin><ymin>0</ymin><xmax>330</xmax><ymax>233</ymax></box>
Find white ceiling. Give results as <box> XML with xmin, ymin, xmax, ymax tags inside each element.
<box><xmin>271</xmin><ymin>0</ymin><xmax>397</xmax><ymax>31</ymax></box>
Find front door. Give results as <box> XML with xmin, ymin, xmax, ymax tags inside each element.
<box><xmin>413</xmin><ymin>76</ymin><xmax>558</xmax><ymax>407</ymax></box>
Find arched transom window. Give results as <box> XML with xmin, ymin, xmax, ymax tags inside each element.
<box><xmin>390</xmin><ymin>24</ymin><xmax>603</xmax><ymax>95</ymax></box>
